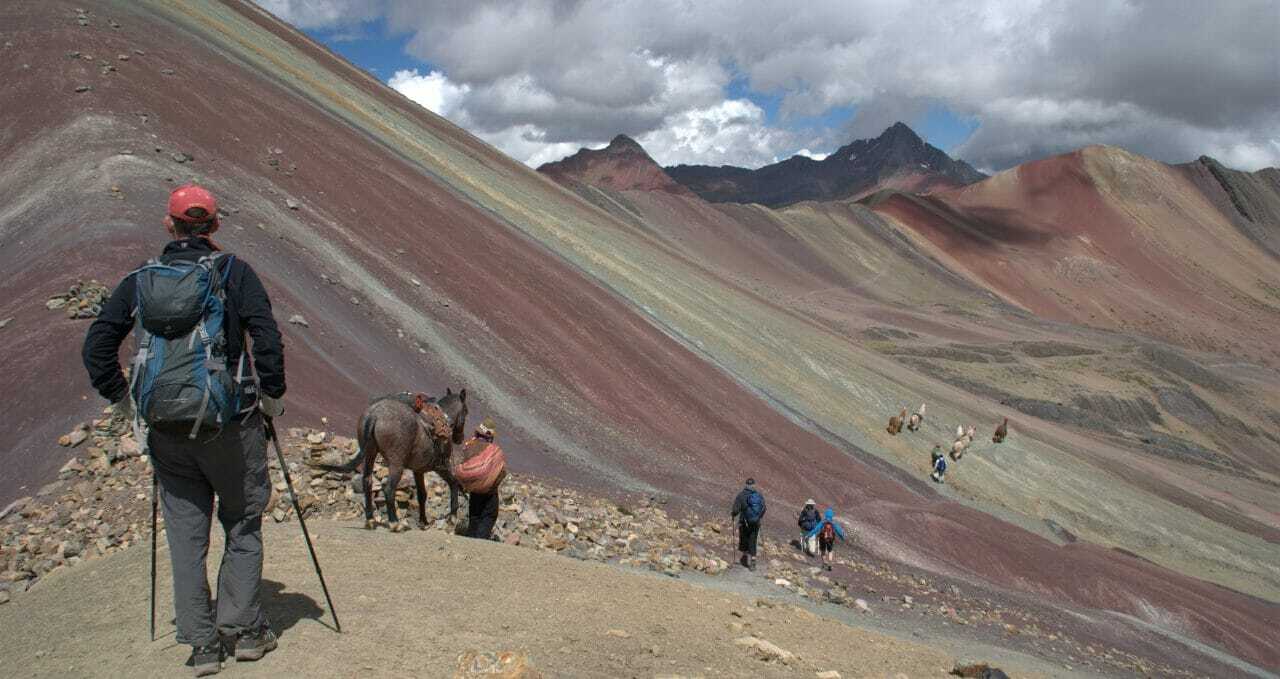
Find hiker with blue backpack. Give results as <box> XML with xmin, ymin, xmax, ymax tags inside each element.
<box><xmin>930</xmin><ymin>444</ymin><xmax>947</xmax><ymax>483</ymax></box>
<box><xmin>730</xmin><ymin>478</ymin><xmax>766</xmax><ymax>570</ymax></box>
<box><xmin>83</xmin><ymin>184</ymin><xmax>285</xmax><ymax>677</ymax></box>
<box><xmin>805</xmin><ymin>507</ymin><xmax>847</xmax><ymax>571</ymax></box>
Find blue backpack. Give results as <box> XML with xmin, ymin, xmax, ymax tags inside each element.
<box><xmin>743</xmin><ymin>489</ymin><xmax>765</xmax><ymax>524</ymax></box>
<box><xmin>127</xmin><ymin>254</ymin><xmax>257</xmax><ymax>439</ymax></box>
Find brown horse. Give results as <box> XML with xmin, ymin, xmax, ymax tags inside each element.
<box><xmin>312</xmin><ymin>389</ymin><xmax>468</xmax><ymax>531</ymax></box>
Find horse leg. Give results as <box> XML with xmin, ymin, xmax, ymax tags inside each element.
<box><xmin>385</xmin><ymin>465</ymin><xmax>407</xmax><ymax>532</ymax></box>
<box><xmin>362</xmin><ymin>448</ymin><xmax>377</xmax><ymax>529</ymax></box>
<box><xmin>414</xmin><ymin>470</ymin><xmax>429</xmax><ymax>529</ymax></box>
<box><xmin>447</xmin><ymin>475</ymin><xmax>461</xmax><ymax>519</ymax></box>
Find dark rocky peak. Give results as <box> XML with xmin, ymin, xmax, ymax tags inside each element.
<box><xmin>605</xmin><ymin>134</ymin><xmax>646</xmax><ymax>154</ymax></box>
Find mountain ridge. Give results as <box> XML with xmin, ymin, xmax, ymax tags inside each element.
<box><xmin>538</xmin><ymin>133</ymin><xmax>693</xmax><ymax>194</ymax></box>
<box><xmin>662</xmin><ymin>122</ymin><xmax>987</xmax><ymax>206</ymax></box>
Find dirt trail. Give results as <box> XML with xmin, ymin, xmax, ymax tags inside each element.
<box><xmin>0</xmin><ymin>520</ymin><xmax>1062</xmax><ymax>678</ymax></box>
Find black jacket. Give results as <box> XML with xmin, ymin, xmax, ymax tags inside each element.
<box><xmin>797</xmin><ymin>506</ymin><xmax>820</xmax><ymax>532</ymax></box>
<box><xmin>82</xmin><ymin>237</ymin><xmax>285</xmax><ymax>403</ymax></box>
<box><xmin>731</xmin><ymin>486</ymin><xmax>765</xmax><ymax>525</ymax></box>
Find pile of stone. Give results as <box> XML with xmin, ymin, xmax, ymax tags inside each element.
<box><xmin>46</xmin><ymin>280</ymin><xmax>110</xmax><ymax>319</ymax></box>
<box><xmin>2</xmin><ymin>423</ymin><xmax>735</xmax><ymax>604</ymax></box>
<box><xmin>1</xmin><ymin>411</ymin><xmax>145</xmax><ymax>600</ymax></box>
<box><xmin>280</xmin><ymin>428</ymin><xmax>732</xmax><ymax>577</ymax></box>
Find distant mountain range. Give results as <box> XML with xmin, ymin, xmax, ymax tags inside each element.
<box><xmin>661</xmin><ymin>122</ymin><xmax>987</xmax><ymax>206</ymax></box>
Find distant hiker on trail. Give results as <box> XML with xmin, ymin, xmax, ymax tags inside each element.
<box><xmin>453</xmin><ymin>416</ymin><xmax>508</xmax><ymax>541</ymax></box>
<box><xmin>797</xmin><ymin>499</ymin><xmax>820</xmax><ymax>556</ymax></box>
<box><xmin>931</xmin><ymin>445</ymin><xmax>947</xmax><ymax>483</ymax></box>
<box><xmin>82</xmin><ymin>184</ymin><xmax>285</xmax><ymax>677</ymax></box>
<box><xmin>805</xmin><ymin>508</ymin><xmax>847</xmax><ymax>571</ymax></box>
<box><xmin>730</xmin><ymin>478</ymin><xmax>766</xmax><ymax>571</ymax></box>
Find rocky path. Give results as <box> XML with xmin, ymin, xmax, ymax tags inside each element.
<box><xmin>0</xmin><ymin>517</ymin><xmax>1058</xmax><ymax>678</ymax></box>
<box><xmin>2</xmin><ymin>424</ymin><xmax>1267</xmax><ymax>677</ymax></box>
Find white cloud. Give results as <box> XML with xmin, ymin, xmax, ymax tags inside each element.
<box><xmin>794</xmin><ymin>149</ymin><xmax>829</xmax><ymax>161</ymax></box>
<box><xmin>257</xmin><ymin>0</ymin><xmax>1280</xmax><ymax>171</ymax></box>
<box><xmin>388</xmin><ymin>69</ymin><xmax>469</xmax><ymax>118</ymax></box>
<box><xmin>255</xmin><ymin>0</ymin><xmax>383</xmax><ymax>30</ymax></box>
<box><xmin>636</xmin><ymin>99</ymin><xmax>795</xmax><ymax>168</ymax></box>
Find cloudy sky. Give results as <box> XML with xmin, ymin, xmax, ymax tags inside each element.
<box><xmin>256</xmin><ymin>0</ymin><xmax>1280</xmax><ymax>172</ymax></box>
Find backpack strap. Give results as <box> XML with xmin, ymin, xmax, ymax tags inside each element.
<box><xmin>128</xmin><ymin>331</ymin><xmax>154</xmax><ymax>453</ymax></box>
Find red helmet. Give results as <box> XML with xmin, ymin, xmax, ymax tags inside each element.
<box><xmin>166</xmin><ymin>184</ymin><xmax>220</xmax><ymax>231</ymax></box>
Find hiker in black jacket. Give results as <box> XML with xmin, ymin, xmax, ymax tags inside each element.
<box><xmin>797</xmin><ymin>499</ymin><xmax>820</xmax><ymax>557</ymax></box>
<box><xmin>730</xmin><ymin>478</ymin><xmax>766</xmax><ymax>570</ymax></box>
<box><xmin>82</xmin><ymin>184</ymin><xmax>285</xmax><ymax>677</ymax></box>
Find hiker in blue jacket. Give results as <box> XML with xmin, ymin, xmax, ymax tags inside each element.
<box><xmin>930</xmin><ymin>445</ymin><xmax>947</xmax><ymax>484</ymax></box>
<box><xmin>730</xmin><ymin>478</ymin><xmax>766</xmax><ymax>571</ymax></box>
<box><xmin>805</xmin><ymin>508</ymin><xmax>847</xmax><ymax>571</ymax></box>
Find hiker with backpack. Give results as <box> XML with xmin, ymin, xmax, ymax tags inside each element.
<box><xmin>805</xmin><ymin>508</ymin><xmax>847</xmax><ymax>571</ymax></box>
<box><xmin>82</xmin><ymin>184</ymin><xmax>285</xmax><ymax>677</ymax></box>
<box><xmin>730</xmin><ymin>478</ymin><xmax>766</xmax><ymax>570</ymax></box>
<box><xmin>930</xmin><ymin>444</ymin><xmax>947</xmax><ymax>483</ymax></box>
<box><xmin>452</xmin><ymin>416</ymin><xmax>507</xmax><ymax>540</ymax></box>
<box><xmin>797</xmin><ymin>499</ymin><xmax>820</xmax><ymax>557</ymax></box>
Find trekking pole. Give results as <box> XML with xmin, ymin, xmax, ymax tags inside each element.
<box><xmin>150</xmin><ymin>469</ymin><xmax>158</xmax><ymax>642</ymax></box>
<box><xmin>264</xmin><ymin>416</ymin><xmax>342</xmax><ymax>633</ymax></box>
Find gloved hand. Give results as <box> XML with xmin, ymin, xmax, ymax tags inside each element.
<box><xmin>259</xmin><ymin>394</ymin><xmax>285</xmax><ymax>418</ymax></box>
<box><xmin>111</xmin><ymin>397</ymin><xmax>135</xmax><ymax>425</ymax></box>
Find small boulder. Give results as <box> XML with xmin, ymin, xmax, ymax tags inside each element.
<box><xmin>288</xmin><ymin>314</ymin><xmax>309</xmax><ymax>328</ymax></box>
<box><xmin>733</xmin><ymin>636</ymin><xmax>795</xmax><ymax>664</ymax></box>
<box><xmin>59</xmin><ymin>424</ymin><xmax>91</xmax><ymax>447</ymax></box>
<box><xmin>286</xmin><ymin>198</ymin><xmax>300</xmax><ymax>210</ymax></box>
<box><xmin>519</xmin><ymin>508</ymin><xmax>541</xmax><ymax>527</ymax></box>
<box><xmin>74</xmin><ymin>85</ymin><xmax>92</xmax><ymax>93</ymax></box>
<box><xmin>951</xmin><ymin>662</ymin><xmax>1009</xmax><ymax>679</ymax></box>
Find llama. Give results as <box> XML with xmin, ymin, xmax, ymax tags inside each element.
<box><xmin>993</xmin><ymin>417</ymin><xmax>1009</xmax><ymax>443</ymax></box>
<box><xmin>886</xmin><ymin>407</ymin><xmax>907</xmax><ymax>435</ymax></box>
<box><xmin>907</xmin><ymin>403</ymin><xmax>926</xmax><ymax>432</ymax></box>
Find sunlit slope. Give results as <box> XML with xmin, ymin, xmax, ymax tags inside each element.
<box><xmin>5</xmin><ymin>1</ymin><xmax>1271</xmax><ymax>666</ymax></box>
<box><xmin>151</xmin><ymin>0</ymin><xmax>1280</xmax><ymax>609</ymax></box>
<box><xmin>878</xmin><ymin>147</ymin><xmax>1280</xmax><ymax>361</ymax></box>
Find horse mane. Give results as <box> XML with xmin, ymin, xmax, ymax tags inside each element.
<box><xmin>437</xmin><ymin>391</ymin><xmax>464</xmax><ymax>422</ymax></box>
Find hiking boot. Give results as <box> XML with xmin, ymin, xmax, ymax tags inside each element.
<box><xmin>189</xmin><ymin>642</ymin><xmax>224</xmax><ymax>677</ymax></box>
<box><xmin>739</xmin><ymin>554</ymin><xmax>749</xmax><ymax>568</ymax></box>
<box><xmin>747</xmin><ymin>557</ymin><xmax>757</xmax><ymax>572</ymax></box>
<box><xmin>234</xmin><ymin>625</ymin><xmax>278</xmax><ymax>662</ymax></box>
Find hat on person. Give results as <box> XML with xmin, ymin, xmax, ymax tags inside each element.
<box><xmin>166</xmin><ymin>184</ymin><xmax>220</xmax><ymax>231</ymax></box>
<box><xmin>804</xmin><ymin>499</ymin><xmax>815</xmax><ymax>506</ymax></box>
<box><xmin>745</xmin><ymin>478</ymin><xmax>755</xmax><ymax>486</ymax></box>
<box><xmin>476</xmin><ymin>416</ymin><xmax>496</xmax><ymax>438</ymax></box>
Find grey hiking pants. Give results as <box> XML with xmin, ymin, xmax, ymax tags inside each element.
<box><xmin>150</xmin><ymin>413</ymin><xmax>271</xmax><ymax>646</ymax></box>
